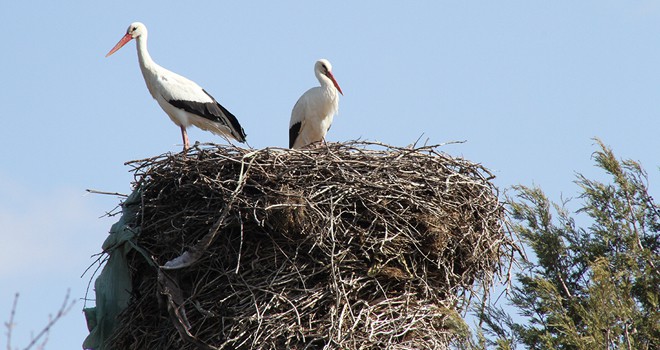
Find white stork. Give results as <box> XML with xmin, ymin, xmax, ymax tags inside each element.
<box><xmin>289</xmin><ymin>59</ymin><xmax>343</xmax><ymax>149</ymax></box>
<box><xmin>106</xmin><ymin>22</ymin><xmax>246</xmax><ymax>151</ymax></box>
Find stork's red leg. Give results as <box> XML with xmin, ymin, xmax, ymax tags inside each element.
<box><xmin>181</xmin><ymin>126</ymin><xmax>189</xmax><ymax>152</ymax></box>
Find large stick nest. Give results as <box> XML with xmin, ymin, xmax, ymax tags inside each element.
<box><xmin>106</xmin><ymin>141</ymin><xmax>513</xmax><ymax>350</ymax></box>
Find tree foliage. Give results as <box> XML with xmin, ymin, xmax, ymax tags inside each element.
<box><xmin>476</xmin><ymin>139</ymin><xmax>659</xmax><ymax>350</ymax></box>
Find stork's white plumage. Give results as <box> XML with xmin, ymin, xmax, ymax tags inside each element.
<box><xmin>106</xmin><ymin>22</ymin><xmax>246</xmax><ymax>151</ymax></box>
<box><xmin>289</xmin><ymin>59</ymin><xmax>343</xmax><ymax>149</ymax></box>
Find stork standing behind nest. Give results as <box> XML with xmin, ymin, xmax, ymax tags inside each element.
<box><xmin>106</xmin><ymin>22</ymin><xmax>247</xmax><ymax>152</ymax></box>
<box><xmin>289</xmin><ymin>59</ymin><xmax>343</xmax><ymax>149</ymax></box>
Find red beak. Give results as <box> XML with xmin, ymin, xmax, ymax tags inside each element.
<box><xmin>326</xmin><ymin>71</ymin><xmax>343</xmax><ymax>95</ymax></box>
<box><xmin>106</xmin><ymin>33</ymin><xmax>133</xmax><ymax>57</ymax></box>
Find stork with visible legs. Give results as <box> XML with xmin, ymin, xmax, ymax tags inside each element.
<box><xmin>289</xmin><ymin>59</ymin><xmax>343</xmax><ymax>149</ymax></box>
<box><xmin>106</xmin><ymin>22</ymin><xmax>246</xmax><ymax>152</ymax></box>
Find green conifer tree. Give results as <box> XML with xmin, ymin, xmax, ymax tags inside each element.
<box><xmin>475</xmin><ymin>139</ymin><xmax>659</xmax><ymax>350</ymax></box>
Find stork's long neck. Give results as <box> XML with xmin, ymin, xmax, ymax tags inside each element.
<box><xmin>135</xmin><ymin>34</ymin><xmax>154</xmax><ymax>69</ymax></box>
<box><xmin>316</xmin><ymin>71</ymin><xmax>340</xmax><ymax>117</ymax></box>
<box><xmin>316</xmin><ymin>72</ymin><xmax>338</xmax><ymax>96</ymax></box>
<box><xmin>134</xmin><ymin>34</ymin><xmax>160</xmax><ymax>98</ymax></box>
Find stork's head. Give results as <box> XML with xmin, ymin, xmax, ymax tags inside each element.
<box><xmin>126</xmin><ymin>22</ymin><xmax>147</xmax><ymax>39</ymax></box>
<box><xmin>315</xmin><ymin>59</ymin><xmax>343</xmax><ymax>95</ymax></box>
<box><xmin>106</xmin><ymin>22</ymin><xmax>147</xmax><ymax>57</ymax></box>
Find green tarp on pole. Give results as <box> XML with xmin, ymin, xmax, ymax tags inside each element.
<box><xmin>83</xmin><ymin>188</ymin><xmax>148</xmax><ymax>350</ymax></box>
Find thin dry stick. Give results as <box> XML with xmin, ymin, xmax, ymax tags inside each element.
<box><xmin>85</xmin><ymin>189</ymin><xmax>129</xmax><ymax>197</ymax></box>
<box><xmin>21</xmin><ymin>290</ymin><xmax>76</xmax><ymax>350</ymax></box>
<box><xmin>5</xmin><ymin>293</ymin><xmax>19</xmax><ymax>350</ymax></box>
<box><xmin>4</xmin><ymin>291</ymin><xmax>75</xmax><ymax>350</ymax></box>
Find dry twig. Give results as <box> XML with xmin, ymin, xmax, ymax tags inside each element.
<box><xmin>5</xmin><ymin>293</ymin><xmax>18</xmax><ymax>350</ymax></box>
<box><xmin>4</xmin><ymin>291</ymin><xmax>75</xmax><ymax>350</ymax></box>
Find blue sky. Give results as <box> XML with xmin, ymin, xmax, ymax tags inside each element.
<box><xmin>1</xmin><ymin>2</ymin><xmax>659</xmax><ymax>349</ymax></box>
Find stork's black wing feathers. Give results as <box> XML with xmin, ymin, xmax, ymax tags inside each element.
<box><xmin>168</xmin><ymin>89</ymin><xmax>247</xmax><ymax>142</ymax></box>
<box><xmin>289</xmin><ymin>122</ymin><xmax>301</xmax><ymax>149</ymax></box>
<box><xmin>202</xmin><ymin>90</ymin><xmax>247</xmax><ymax>142</ymax></box>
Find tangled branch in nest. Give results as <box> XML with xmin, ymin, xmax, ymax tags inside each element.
<box><xmin>105</xmin><ymin>141</ymin><xmax>514</xmax><ymax>350</ymax></box>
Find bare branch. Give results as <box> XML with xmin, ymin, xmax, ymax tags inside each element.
<box><xmin>21</xmin><ymin>290</ymin><xmax>76</xmax><ymax>350</ymax></box>
<box><xmin>5</xmin><ymin>293</ymin><xmax>19</xmax><ymax>350</ymax></box>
